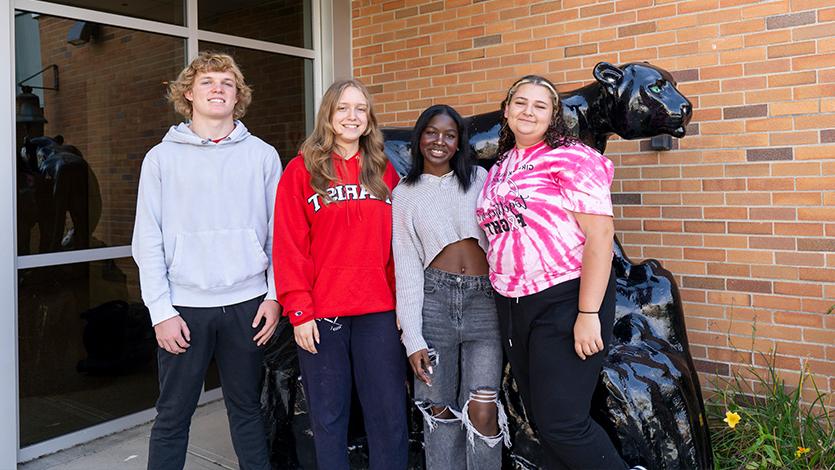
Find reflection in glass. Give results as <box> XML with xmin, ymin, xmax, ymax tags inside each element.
<box><xmin>18</xmin><ymin>258</ymin><xmax>158</xmax><ymax>446</ymax></box>
<box><xmin>199</xmin><ymin>0</ymin><xmax>312</xmax><ymax>49</ymax></box>
<box><xmin>200</xmin><ymin>41</ymin><xmax>312</xmax><ymax>166</ymax></box>
<box><xmin>38</xmin><ymin>0</ymin><xmax>185</xmax><ymax>25</ymax></box>
<box><xmin>15</xmin><ymin>12</ymin><xmax>184</xmax><ymax>255</ymax></box>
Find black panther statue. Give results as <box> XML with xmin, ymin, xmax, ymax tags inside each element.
<box><xmin>262</xmin><ymin>62</ymin><xmax>711</xmax><ymax>469</ymax></box>
<box><xmin>18</xmin><ymin>135</ymin><xmax>102</xmax><ymax>253</ymax></box>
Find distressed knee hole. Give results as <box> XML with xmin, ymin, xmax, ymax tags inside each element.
<box><xmin>415</xmin><ymin>401</ymin><xmax>460</xmax><ymax>432</ymax></box>
<box><xmin>467</xmin><ymin>400</ymin><xmax>497</xmax><ymax>436</ymax></box>
<box><xmin>431</xmin><ymin>406</ymin><xmax>456</xmax><ymax>420</ymax></box>
<box><xmin>460</xmin><ymin>388</ymin><xmax>511</xmax><ymax>449</ymax></box>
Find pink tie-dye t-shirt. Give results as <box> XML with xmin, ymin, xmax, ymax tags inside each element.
<box><xmin>476</xmin><ymin>141</ymin><xmax>614</xmax><ymax>297</ymax></box>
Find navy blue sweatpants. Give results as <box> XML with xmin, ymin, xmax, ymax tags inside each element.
<box><xmin>297</xmin><ymin>310</ymin><xmax>408</xmax><ymax>470</ymax></box>
<box><xmin>148</xmin><ymin>295</ymin><xmax>270</xmax><ymax>470</ymax></box>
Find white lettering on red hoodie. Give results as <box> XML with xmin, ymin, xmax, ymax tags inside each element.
<box><xmin>274</xmin><ymin>152</ymin><xmax>399</xmax><ymax>326</ymax></box>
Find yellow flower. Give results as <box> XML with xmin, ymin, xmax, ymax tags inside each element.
<box><xmin>723</xmin><ymin>411</ymin><xmax>741</xmax><ymax>429</ymax></box>
<box><xmin>795</xmin><ymin>447</ymin><xmax>810</xmax><ymax>458</ymax></box>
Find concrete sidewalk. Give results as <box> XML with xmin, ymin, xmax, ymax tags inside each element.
<box><xmin>20</xmin><ymin>400</ymin><xmax>237</xmax><ymax>470</ymax></box>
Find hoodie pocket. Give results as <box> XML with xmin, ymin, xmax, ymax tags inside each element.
<box><xmin>169</xmin><ymin>229</ymin><xmax>269</xmax><ymax>290</ymax></box>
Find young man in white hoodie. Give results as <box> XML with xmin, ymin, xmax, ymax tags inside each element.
<box><xmin>132</xmin><ymin>52</ymin><xmax>281</xmax><ymax>470</ymax></box>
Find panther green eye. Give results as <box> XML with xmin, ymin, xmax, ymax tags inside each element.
<box><xmin>649</xmin><ymin>84</ymin><xmax>662</xmax><ymax>93</ymax></box>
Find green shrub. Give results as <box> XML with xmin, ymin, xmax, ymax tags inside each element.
<box><xmin>707</xmin><ymin>353</ymin><xmax>834</xmax><ymax>470</ymax></box>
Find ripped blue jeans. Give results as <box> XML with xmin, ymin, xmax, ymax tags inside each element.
<box><xmin>414</xmin><ymin>268</ymin><xmax>508</xmax><ymax>470</ymax></box>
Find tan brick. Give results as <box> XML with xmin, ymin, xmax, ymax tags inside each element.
<box><xmin>770</xmin><ymin>131</ymin><xmax>821</xmax><ymax>146</ymax></box>
<box><xmin>661</xmin><ymin>206</ymin><xmax>703</xmax><ymax>219</ymax></box>
<box><xmin>768</xmin><ymin>71</ymin><xmax>817</xmax><ymax>88</ymax></box>
<box><xmin>684</xmin><ymin>221</ymin><xmax>726</xmax><ymax>233</ymax></box>
<box><xmin>702</xmin><ymin>178</ymin><xmax>746</xmax><ymax>191</ymax></box>
<box><xmin>678</xmin><ymin>165</ymin><xmax>721</xmax><ymax>179</ymax></box>
<box><xmin>684</xmin><ymin>247</ymin><xmax>727</xmax><ymax>261</ymax></box>
<box><xmin>775</xmin><ymin>222</ymin><xmax>824</xmax><ymax>236</ymax></box>
<box><xmin>727</xmin><ymin>249</ymin><xmax>775</xmax><ymax>264</ymax></box>
<box><xmin>705</xmin><ymin>207</ymin><xmax>747</xmax><ymax>219</ymax></box>
<box><xmin>643</xmin><ymin>246</ymin><xmax>684</xmax><ymax>259</ymax></box>
<box><xmin>776</xmin><ymin>251</ymin><xmax>826</xmax><ymax>267</ymax></box>
<box><xmin>703</xmin><ymin>234</ymin><xmax>748</xmax><ymax>248</ymax></box>
<box><xmin>747</xmin><ymin>117</ymin><xmax>793</xmax><ymax>133</ymax></box>
<box><xmin>565</xmin><ymin>43</ymin><xmax>598</xmax><ymax>57</ymax></box>
<box><xmin>707</xmin><ymin>291</ymin><xmax>752</xmax><ymax>307</ymax></box>
<box><xmin>699</xmin><ymin>64</ymin><xmax>741</xmax><ymax>80</ymax></box>
<box><xmin>741</xmin><ymin>1</ymin><xmax>789</xmax><ymax>19</ymax></box>
<box><xmin>728</xmin><ymin>279</ymin><xmax>772</xmax><ymax>294</ymax></box>
<box><xmin>719</xmin><ymin>18</ymin><xmax>764</xmax><ymax>35</ymax></box>
<box><xmin>804</xmin><ymin>328</ymin><xmax>835</xmax><ymax>345</ymax></box>
<box><xmin>726</xmin><ymin>193</ymin><xmax>771</xmax><ymax>206</ymax></box>
<box><xmin>772</xmin><ymin>192</ymin><xmax>822</xmax><ymax>206</ymax></box>
<box><xmin>749</xmin><ymin>236</ymin><xmax>796</xmax><ymax>250</ymax></box>
<box><xmin>753</xmin><ymin>294</ymin><xmax>802</xmax><ymax>310</ymax></box>
<box><xmin>797</xmin><ymin>238</ymin><xmax>835</xmax><ymax>252</ymax></box>
<box><xmin>744</xmin><ymin>29</ymin><xmax>791</xmax><ymax>47</ymax></box>
<box><xmin>774</xmin><ymin>281</ymin><xmax>821</xmax><ymax>297</ymax></box>
<box><xmin>622</xmin><ymin>206</ymin><xmax>661</xmax><ymax>218</ymax></box>
<box><xmin>794</xmin><ymin>23</ymin><xmax>835</xmax><ymax>41</ymax></box>
<box><xmin>698</xmin><ymin>36</ymin><xmax>743</xmax><ymax>54</ymax></box>
<box><xmin>745</xmin><ymin>58</ymin><xmax>792</xmax><ymax>75</ymax></box>
<box><xmin>797</xmin><ymin>176</ymin><xmax>835</xmax><ymax>191</ymax></box>
<box><xmin>766</xmin><ymin>267</ymin><xmax>803</xmax><ymax>284</ymax></box>
<box><xmin>728</xmin><ymin>222</ymin><xmax>773</xmax><ymax>235</ymax></box>
<box><xmin>794</xmin><ymin>84</ymin><xmax>835</xmax><ymax>100</ymax></box>
<box><xmin>749</xmin><ymin>207</ymin><xmax>796</xmax><ymax>220</ymax></box>
<box><xmin>747</xmin><ymin>177</ymin><xmax>794</xmax><ymax>191</ymax></box>
<box><xmin>799</xmin><ymin>267</ymin><xmax>835</xmax><ymax>282</ymax></box>
<box><xmin>644</xmin><ymin>220</ymin><xmax>684</xmax><ymax>232</ymax></box>
<box><xmin>796</xmin><ymin>145</ymin><xmax>835</xmax><ymax>160</ymax></box>
<box><xmin>663</xmin><ymin>260</ymin><xmax>708</xmax><ymax>275</ymax></box>
<box><xmin>799</xmin><ymin>208</ymin><xmax>835</xmax><ymax>222</ymax></box>
<box><xmin>664</xmin><ymin>233</ymin><xmax>705</xmax><ymax>246</ymax></box>
<box><xmin>747</xmin><ymin>87</ymin><xmax>793</xmax><ymax>103</ymax></box>
<box><xmin>707</xmin><ymin>262</ymin><xmax>750</xmax><ymax>277</ymax></box>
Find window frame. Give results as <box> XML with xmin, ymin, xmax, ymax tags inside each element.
<box><xmin>4</xmin><ymin>0</ymin><xmax>331</xmax><ymax>462</ymax></box>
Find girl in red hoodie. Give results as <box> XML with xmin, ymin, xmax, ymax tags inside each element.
<box><xmin>273</xmin><ymin>79</ymin><xmax>407</xmax><ymax>469</ymax></box>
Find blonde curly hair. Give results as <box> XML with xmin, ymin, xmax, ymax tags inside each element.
<box><xmin>167</xmin><ymin>51</ymin><xmax>252</xmax><ymax>120</ymax></box>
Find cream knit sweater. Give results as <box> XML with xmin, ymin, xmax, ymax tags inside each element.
<box><xmin>392</xmin><ymin>167</ymin><xmax>489</xmax><ymax>356</ymax></box>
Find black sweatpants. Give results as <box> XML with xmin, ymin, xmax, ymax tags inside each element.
<box><xmin>495</xmin><ymin>272</ymin><xmax>627</xmax><ymax>470</ymax></box>
<box><xmin>148</xmin><ymin>295</ymin><xmax>270</xmax><ymax>470</ymax></box>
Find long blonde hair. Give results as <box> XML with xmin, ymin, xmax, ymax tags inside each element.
<box><xmin>301</xmin><ymin>79</ymin><xmax>389</xmax><ymax>203</ymax></box>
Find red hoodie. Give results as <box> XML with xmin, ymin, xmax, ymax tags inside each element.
<box><xmin>273</xmin><ymin>152</ymin><xmax>400</xmax><ymax>326</ymax></box>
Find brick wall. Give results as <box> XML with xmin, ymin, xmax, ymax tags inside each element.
<box><xmin>352</xmin><ymin>0</ymin><xmax>835</xmax><ymax>399</ymax></box>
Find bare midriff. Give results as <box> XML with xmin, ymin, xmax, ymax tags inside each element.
<box><xmin>428</xmin><ymin>238</ymin><xmax>489</xmax><ymax>275</ymax></box>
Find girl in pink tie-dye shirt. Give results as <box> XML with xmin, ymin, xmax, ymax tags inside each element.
<box><xmin>477</xmin><ymin>140</ymin><xmax>614</xmax><ymax>296</ymax></box>
<box><xmin>477</xmin><ymin>75</ymin><xmax>637</xmax><ymax>470</ymax></box>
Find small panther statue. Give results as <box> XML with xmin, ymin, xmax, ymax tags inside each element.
<box><xmin>18</xmin><ymin>135</ymin><xmax>102</xmax><ymax>253</ymax></box>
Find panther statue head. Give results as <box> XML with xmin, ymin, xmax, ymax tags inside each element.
<box><xmin>565</xmin><ymin>62</ymin><xmax>693</xmax><ymax>144</ymax></box>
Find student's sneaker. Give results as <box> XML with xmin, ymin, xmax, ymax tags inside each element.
<box><xmin>630</xmin><ymin>466</ymin><xmax>649</xmax><ymax>470</ymax></box>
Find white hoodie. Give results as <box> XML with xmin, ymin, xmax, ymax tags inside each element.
<box><xmin>132</xmin><ymin>121</ymin><xmax>282</xmax><ymax>326</ymax></box>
